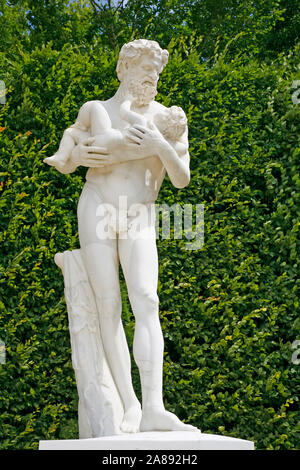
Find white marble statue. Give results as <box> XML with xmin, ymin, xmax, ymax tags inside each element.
<box><xmin>44</xmin><ymin>39</ymin><xmax>199</xmax><ymax>438</ymax></box>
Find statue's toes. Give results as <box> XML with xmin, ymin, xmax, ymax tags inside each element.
<box><xmin>120</xmin><ymin>422</ymin><xmax>139</xmax><ymax>433</ymax></box>
<box><xmin>43</xmin><ymin>155</ymin><xmax>56</xmax><ymax>164</ymax></box>
<box><xmin>184</xmin><ymin>423</ymin><xmax>201</xmax><ymax>432</ymax></box>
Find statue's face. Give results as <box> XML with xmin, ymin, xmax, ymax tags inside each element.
<box><xmin>123</xmin><ymin>54</ymin><xmax>162</xmax><ymax>106</ymax></box>
<box><xmin>131</xmin><ymin>55</ymin><xmax>161</xmax><ymax>88</ymax></box>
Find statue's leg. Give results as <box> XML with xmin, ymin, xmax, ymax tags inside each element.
<box><xmin>77</xmin><ymin>184</ymin><xmax>141</xmax><ymax>433</ymax></box>
<box><xmin>118</xmin><ymin>225</ymin><xmax>163</xmax><ymax>407</ymax></box>
<box><xmin>118</xmin><ymin>222</ymin><xmax>200</xmax><ymax>432</ymax></box>
<box><xmin>89</xmin><ymin>101</ymin><xmax>112</xmax><ymax>135</ymax></box>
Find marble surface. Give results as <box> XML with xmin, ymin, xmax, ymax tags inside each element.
<box><xmin>39</xmin><ymin>431</ymin><xmax>254</xmax><ymax>450</ymax></box>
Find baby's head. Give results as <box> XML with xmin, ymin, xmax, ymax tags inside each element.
<box><xmin>154</xmin><ymin>106</ymin><xmax>187</xmax><ymax>140</ymax></box>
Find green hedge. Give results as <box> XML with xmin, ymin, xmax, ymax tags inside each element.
<box><xmin>0</xmin><ymin>38</ymin><xmax>299</xmax><ymax>449</ymax></box>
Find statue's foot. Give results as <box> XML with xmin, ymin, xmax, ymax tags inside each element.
<box><xmin>140</xmin><ymin>407</ymin><xmax>200</xmax><ymax>433</ymax></box>
<box><xmin>43</xmin><ymin>154</ymin><xmax>66</xmax><ymax>170</ymax></box>
<box><xmin>120</xmin><ymin>403</ymin><xmax>142</xmax><ymax>433</ymax></box>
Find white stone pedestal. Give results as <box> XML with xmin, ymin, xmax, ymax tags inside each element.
<box><xmin>39</xmin><ymin>431</ymin><xmax>254</xmax><ymax>450</ymax></box>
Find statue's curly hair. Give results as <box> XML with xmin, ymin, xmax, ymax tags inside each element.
<box><xmin>116</xmin><ymin>39</ymin><xmax>169</xmax><ymax>81</ymax></box>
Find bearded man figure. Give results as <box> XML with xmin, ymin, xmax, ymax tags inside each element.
<box><xmin>46</xmin><ymin>39</ymin><xmax>198</xmax><ymax>435</ymax></box>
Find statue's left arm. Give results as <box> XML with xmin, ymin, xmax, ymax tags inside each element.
<box><xmin>156</xmin><ymin>130</ymin><xmax>190</xmax><ymax>189</ymax></box>
<box><xmin>124</xmin><ymin>123</ymin><xmax>190</xmax><ymax>189</ymax></box>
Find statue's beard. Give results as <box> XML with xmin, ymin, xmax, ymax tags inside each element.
<box><xmin>123</xmin><ymin>77</ymin><xmax>157</xmax><ymax>106</ymax></box>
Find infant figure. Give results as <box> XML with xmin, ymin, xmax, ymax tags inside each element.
<box><xmin>43</xmin><ymin>99</ymin><xmax>188</xmax><ymax>171</ymax></box>
<box><xmin>117</xmin><ymin>97</ymin><xmax>188</xmax><ymax>157</ymax></box>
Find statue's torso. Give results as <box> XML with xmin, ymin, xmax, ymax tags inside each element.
<box><xmin>86</xmin><ymin>98</ymin><xmax>166</xmax><ymax>208</ymax></box>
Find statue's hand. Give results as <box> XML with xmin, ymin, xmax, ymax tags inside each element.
<box><xmin>71</xmin><ymin>138</ymin><xmax>110</xmax><ymax>168</ymax></box>
<box><xmin>124</xmin><ymin>122</ymin><xmax>166</xmax><ymax>155</ymax></box>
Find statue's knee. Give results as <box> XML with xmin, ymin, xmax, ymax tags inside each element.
<box><xmin>145</xmin><ymin>292</ymin><xmax>159</xmax><ymax>310</ymax></box>
<box><xmin>131</xmin><ymin>289</ymin><xmax>159</xmax><ymax>317</ymax></box>
<box><xmin>64</xmin><ymin>127</ymin><xmax>76</xmax><ymax>138</ymax></box>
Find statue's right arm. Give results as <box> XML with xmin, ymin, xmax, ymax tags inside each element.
<box><xmin>57</xmin><ymin>102</ymin><xmax>110</xmax><ymax>173</ymax></box>
<box><xmin>68</xmin><ymin>139</ymin><xmax>109</xmax><ymax>170</ymax></box>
